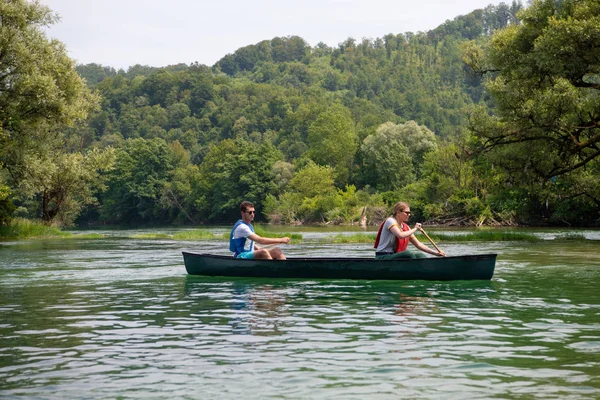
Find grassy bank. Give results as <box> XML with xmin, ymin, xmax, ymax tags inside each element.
<box><xmin>2</xmin><ymin>220</ymin><xmax>589</xmax><ymax>243</ymax></box>
<box><xmin>131</xmin><ymin>229</ymin><xmax>218</xmax><ymax>240</ymax></box>
<box><xmin>322</xmin><ymin>231</ymin><xmax>589</xmax><ymax>244</ymax></box>
<box><xmin>0</xmin><ymin>218</ymin><xmax>70</xmax><ymax>239</ymax></box>
<box><xmin>132</xmin><ymin>227</ymin><xmax>303</xmax><ymax>241</ymax></box>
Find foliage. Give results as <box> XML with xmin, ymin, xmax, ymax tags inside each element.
<box><xmin>361</xmin><ymin>121</ymin><xmax>437</xmax><ymax>191</ymax></box>
<box><xmin>464</xmin><ymin>0</ymin><xmax>600</xmax><ymax>224</ymax></box>
<box><xmin>194</xmin><ymin>138</ymin><xmax>284</xmax><ymax>221</ymax></box>
<box><xmin>100</xmin><ymin>138</ymin><xmax>174</xmax><ymax>224</ymax></box>
<box><xmin>252</xmin><ymin>225</ymin><xmax>303</xmax><ymax>240</ymax></box>
<box><xmin>307</xmin><ymin>104</ymin><xmax>358</xmax><ymax>186</ymax></box>
<box><xmin>0</xmin><ymin>217</ymin><xmax>69</xmax><ymax>239</ymax></box>
<box><xmin>13</xmin><ymin>147</ymin><xmax>116</xmax><ymax>225</ymax></box>
<box><xmin>265</xmin><ymin>162</ymin><xmax>386</xmax><ymax>225</ymax></box>
<box><xmin>4</xmin><ymin>1</ymin><xmax>599</xmax><ymax>227</ymax></box>
<box><xmin>0</xmin><ymin>0</ymin><xmax>99</xmax><ymax>226</ymax></box>
<box><xmin>430</xmin><ymin>230</ymin><xmax>590</xmax><ymax>242</ymax></box>
<box><xmin>172</xmin><ymin>229</ymin><xmax>217</xmax><ymax>240</ymax></box>
<box><xmin>0</xmin><ymin>183</ymin><xmax>16</xmax><ymax>225</ymax></box>
<box><xmin>324</xmin><ymin>233</ymin><xmax>376</xmax><ymax>244</ymax></box>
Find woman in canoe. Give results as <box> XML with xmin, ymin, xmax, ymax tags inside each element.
<box><xmin>374</xmin><ymin>202</ymin><xmax>445</xmax><ymax>259</ymax></box>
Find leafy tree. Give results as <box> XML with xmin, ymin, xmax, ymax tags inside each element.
<box><xmin>361</xmin><ymin>123</ymin><xmax>414</xmax><ymax>191</ymax></box>
<box><xmin>76</xmin><ymin>63</ymin><xmax>118</xmax><ymax>87</ymax></box>
<box><xmin>264</xmin><ymin>162</ymin><xmax>336</xmax><ymax>223</ymax></box>
<box><xmin>0</xmin><ymin>0</ymin><xmax>98</xmax><ymax>225</ymax></box>
<box><xmin>159</xmin><ymin>141</ymin><xmax>201</xmax><ymax>224</ymax></box>
<box><xmin>100</xmin><ymin>138</ymin><xmax>174</xmax><ymax>224</ymax></box>
<box><xmin>464</xmin><ymin>0</ymin><xmax>600</xmax><ymax>223</ymax></box>
<box><xmin>307</xmin><ymin>104</ymin><xmax>358</xmax><ymax>185</ymax></box>
<box><xmin>0</xmin><ymin>183</ymin><xmax>16</xmax><ymax>225</ymax></box>
<box><xmin>361</xmin><ymin>121</ymin><xmax>438</xmax><ymax>191</ymax></box>
<box><xmin>0</xmin><ymin>1</ymin><xmax>95</xmax><ymax>145</ymax></box>
<box><xmin>16</xmin><ymin>147</ymin><xmax>115</xmax><ymax>225</ymax></box>
<box><xmin>465</xmin><ymin>0</ymin><xmax>600</xmax><ymax>180</ymax></box>
<box><xmin>195</xmin><ymin>138</ymin><xmax>283</xmax><ymax>221</ymax></box>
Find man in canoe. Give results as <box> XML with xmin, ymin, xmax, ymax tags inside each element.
<box><xmin>230</xmin><ymin>201</ymin><xmax>291</xmax><ymax>260</ymax></box>
<box><xmin>374</xmin><ymin>202</ymin><xmax>445</xmax><ymax>259</ymax></box>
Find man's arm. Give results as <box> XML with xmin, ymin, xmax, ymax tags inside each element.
<box><xmin>248</xmin><ymin>233</ymin><xmax>290</xmax><ymax>245</ymax></box>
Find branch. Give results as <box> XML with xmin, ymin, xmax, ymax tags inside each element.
<box><xmin>545</xmin><ymin>148</ymin><xmax>600</xmax><ymax>178</ymax></box>
<box><xmin>164</xmin><ymin>187</ymin><xmax>196</xmax><ymax>224</ymax></box>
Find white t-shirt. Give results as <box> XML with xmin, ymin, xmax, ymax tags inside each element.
<box><xmin>232</xmin><ymin>223</ymin><xmax>254</xmax><ymax>252</ymax></box>
<box><xmin>376</xmin><ymin>217</ymin><xmax>403</xmax><ymax>253</ymax></box>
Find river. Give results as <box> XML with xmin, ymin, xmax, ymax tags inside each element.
<box><xmin>1</xmin><ymin>228</ymin><xmax>599</xmax><ymax>399</ymax></box>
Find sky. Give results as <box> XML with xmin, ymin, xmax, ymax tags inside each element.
<box><xmin>40</xmin><ymin>0</ymin><xmax>507</xmax><ymax>70</ymax></box>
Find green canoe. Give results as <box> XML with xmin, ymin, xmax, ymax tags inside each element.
<box><xmin>182</xmin><ymin>252</ymin><xmax>497</xmax><ymax>281</ymax></box>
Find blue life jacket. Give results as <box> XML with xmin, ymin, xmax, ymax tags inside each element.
<box><xmin>229</xmin><ymin>220</ymin><xmax>254</xmax><ymax>257</ymax></box>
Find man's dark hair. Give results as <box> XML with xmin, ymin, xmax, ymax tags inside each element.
<box><xmin>240</xmin><ymin>201</ymin><xmax>254</xmax><ymax>212</ymax></box>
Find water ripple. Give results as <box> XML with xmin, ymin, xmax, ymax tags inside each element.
<box><xmin>1</xmin><ymin>237</ymin><xmax>599</xmax><ymax>398</ymax></box>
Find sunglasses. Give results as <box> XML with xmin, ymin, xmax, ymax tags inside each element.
<box><xmin>245</xmin><ymin>210</ymin><xmax>255</xmax><ymax>214</ymax></box>
<box><xmin>400</xmin><ymin>210</ymin><xmax>411</xmax><ymax>215</ymax></box>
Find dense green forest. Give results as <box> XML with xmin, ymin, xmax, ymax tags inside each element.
<box><xmin>1</xmin><ymin>0</ymin><xmax>599</xmax><ymax>229</ymax></box>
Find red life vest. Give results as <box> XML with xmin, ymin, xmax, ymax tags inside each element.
<box><xmin>373</xmin><ymin>220</ymin><xmax>409</xmax><ymax>252</ymax></box>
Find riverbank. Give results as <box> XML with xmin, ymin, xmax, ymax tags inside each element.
<box><xmin>1</xmin><ymin>219</ymin><xmax>595</xmax><ymax>243</ymax></box>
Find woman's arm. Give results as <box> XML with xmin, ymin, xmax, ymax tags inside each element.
<box><xmin>409</xmin><ymin>235</ymin><xmax>445</xmax><ymax>256</ymax></box>
<box><xmin>389</xmin><ymin>222</ymin><xmax>422</xmax><ymax>239</ymax></box>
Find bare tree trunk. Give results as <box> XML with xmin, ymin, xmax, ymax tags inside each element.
<box><xmin>359</xmin><ymin>206</ymin><xmax>367</xmax><ymax>228</ymax></box>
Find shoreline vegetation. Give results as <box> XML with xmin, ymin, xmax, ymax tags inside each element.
<box><xmin>0</xmin><ymin>219</ymin><xmax>592</xmax><ymax>242</ymax></box>
<box><xmin>2</xmin><ymin>2</ymin><xmax>599</xmax><ymax>232</ymax></box>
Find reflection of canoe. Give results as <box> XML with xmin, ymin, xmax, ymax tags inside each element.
<box><xmin>182</xmin><ymin>252</ymin><xmax>497</xmax><ymax>281</ymax></box>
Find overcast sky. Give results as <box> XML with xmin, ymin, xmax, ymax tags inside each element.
<box><xmin>40</xmin><ymin>0</ymin><xmax>507</xmax><ymax>70</ymax></box>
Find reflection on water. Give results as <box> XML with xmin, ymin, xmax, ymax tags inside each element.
<box><xmin>0</xmin><ymin>233</ymin><xmax>599</xmax><ymax>399</ymax></box>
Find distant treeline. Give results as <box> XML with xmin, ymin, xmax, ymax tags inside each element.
<box><xmin>1</xmin><ymin>0</ymin><xmax>598</xmax><ymax>229</ymax></box>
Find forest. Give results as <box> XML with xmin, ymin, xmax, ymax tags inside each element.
<box><xmin>1</xmin><ymin>0</ymin><xmax>599</xmax><ymax>229</ymax></box>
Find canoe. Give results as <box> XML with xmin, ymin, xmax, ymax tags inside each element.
<box><xmin>182</xmin><ymin>252</ymin><xmax>497</xmax><ymax>281</ymax></box>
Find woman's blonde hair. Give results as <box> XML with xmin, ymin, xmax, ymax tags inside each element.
<box><xmin>393</xmin><ymin>202</ymin><xmax>410</xmax><ymax>215</ymax></box>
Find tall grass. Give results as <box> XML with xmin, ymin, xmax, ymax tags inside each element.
<box><xmin>0</xmin><ymin>218</ymin><xmax>69</xmax><ymax>239</ymax></box>
<box><xmin>129</xmin><ymin>230</ymin><xmax>218</xmax><ymax>240</ymax></box>
<box><xmin>431</xmin><ymin>232</ymin><xmax>541</xmax><ymax>242</ymax></box>
<box><xmin>252</xmin><ymin>226</ymin><xmax>303</xmax><ymax>240</ymax></box>
<box><xmin>321</xmin><ymin>231</ymin><xmax>589</xmax><ymax>243</ymax></box>
<box><xmin>129</xmin><ymin>233</ymin><xmax>172</xmax><ymax>239</ymax></box>
<box><xmin>67</xmin><ymin>233</ymin><xmax>106</xmax><ymax>239</ymax></box>
<box><xmin>173</xmin><ymin>230</ymin><xmax>217</xmax><ymax>240</ymax></box>
<box><xmin>219</xmin><ymin>226</ymin><xmax>303</xmax><ymax>240</ymax></box>
<box><xmin>326</xmin><ymin>233</ymin><xmax>376</xmax><ymax>243</ymax></box>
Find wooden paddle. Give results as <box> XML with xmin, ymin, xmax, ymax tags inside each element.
<box><xmin>419</xmin><ymin>228</ymin><xmax>444</xmax><ymax>254</ymax></box>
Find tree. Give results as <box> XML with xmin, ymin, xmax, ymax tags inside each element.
<box><xmin>264</xmin><ymin>162</ymin><xmax>336</xmax><ymax>223</ymax></box>
<box><xmin>464</xmin><ymin>0</ymin><xmax>600</xmax><ymax>181</ymax></box>
<box><xmin>0</xmin><ymin>182</ymin><xmax>16</xmax><ymax>225</ymax></box>
<box><xmin>194</xmin><ymin>138</ymin><xmax>283</xmax><ymax>221</ymax></box>
<box><xmin>0</xmin><ymin>0</ymin><xmax>97</xmax><ymax>225</ymax></box>
<box><xmin>361</xmin><ymin>124</ymin><xmax>414</xmax><ymax>191</ymax></box>
<box><xmin>100</xmin><ymin>138</ymin><xmax>174</xmax><ymax>224</ymax></box>
<box><xmin>463</xmin><ymin>0</ymin><xmax>600</xmax><ymax>223</ymax></box>
<box><xmin>159</xmin><ymin>141</ymin><xmax>201</xmax><ymax>224</ymax></box>
<box><xmin>0</xmin><ymin>0</ymin><xmax>96</xmax><ymax>163</ymax></box>
<box><xmin>16</xmin><ymin>148</ymin><xmax>115</xmax><ymax>225</ymax></box>
<box><xmin>307</xmin><ymin>104</ymin><xmax>358</xmax><ymax>185</ymax></box>
<box><xmin>361</xmin><ymin>121</ymin><xmax>438</xmax><ymax>191</ymax></box>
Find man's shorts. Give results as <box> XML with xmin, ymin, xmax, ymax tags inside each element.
<box><xmin>236</xmin><ymin>251</ymin><xmax>255</xmax><ymax>259</ymax></box>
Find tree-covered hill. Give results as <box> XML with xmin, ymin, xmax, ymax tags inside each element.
<box><xmin>3</xmin><ymin>0</ymin><xmax>598</xmax><ymax>228</ymax></box>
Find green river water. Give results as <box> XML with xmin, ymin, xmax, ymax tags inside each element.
<box><xmin>1</xmin><ymin>228</ymin><xmax>599</xmax><ymax>399</ymax></box>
